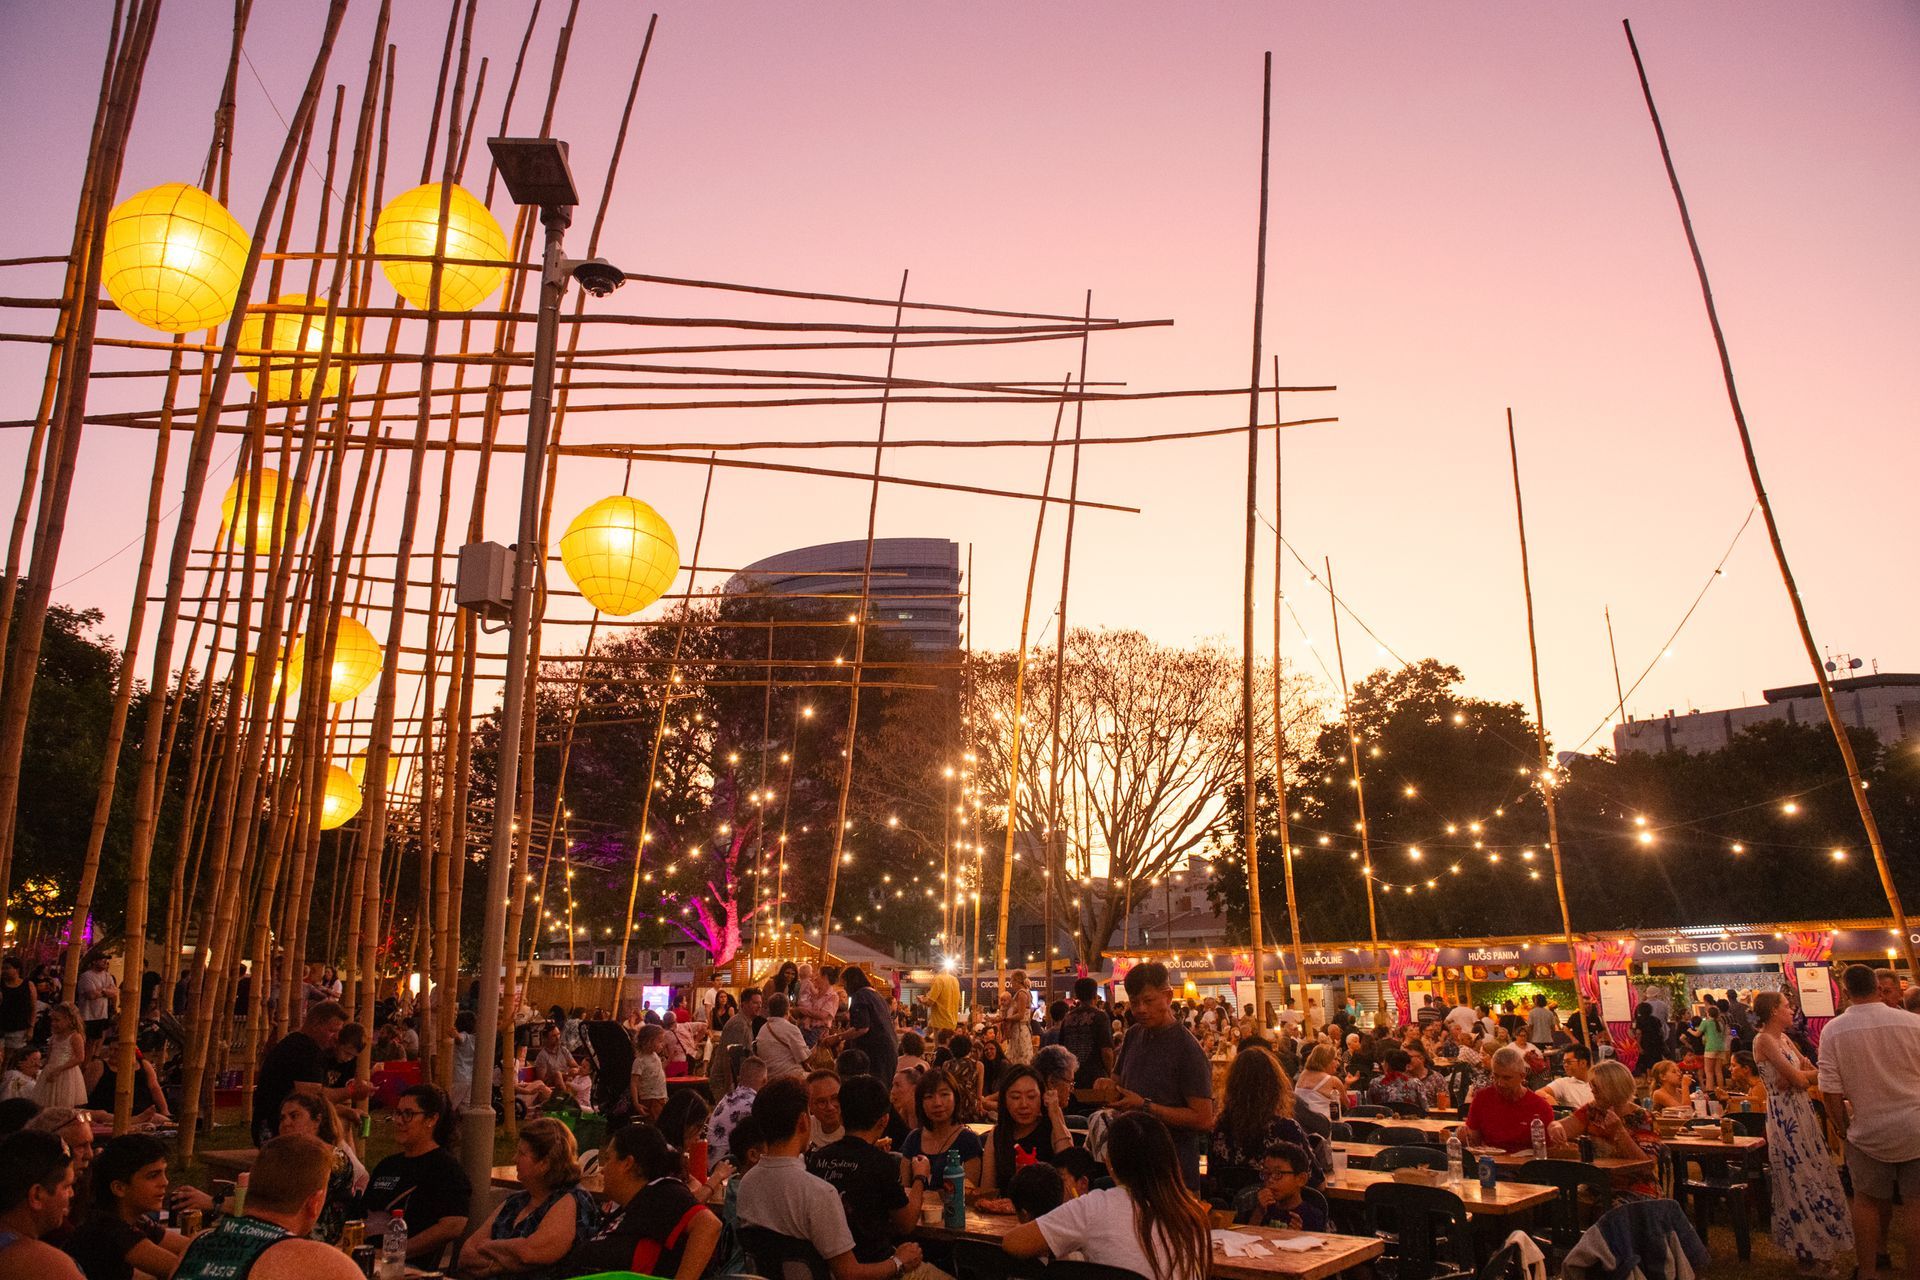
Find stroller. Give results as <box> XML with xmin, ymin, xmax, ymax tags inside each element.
<box><xmin>579</xmin><ymin>1020</ymin><xmax>636</xmax><ymax>1120</ymax></box>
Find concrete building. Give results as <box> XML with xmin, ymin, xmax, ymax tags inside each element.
<box><xmin>727</xmin><ymin>537</ymin><xmax>962</xmax><ymax>654</ymax></box>
<box><xmin>1613</xmin><ymin>671</ymin><xmax>1920</xmax><ymax>757</ymax></box>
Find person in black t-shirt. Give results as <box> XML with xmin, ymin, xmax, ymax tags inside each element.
<box><xmin>363</xmin><ymin>1084</ymin><xmax>470</xmax><ymax>1263</ymax></box>
<box><xmin>62</xmin><ymin>1133</ymin><xmax>187</xmax><ymax>1280</ymax></box>
<box><xmin>0</xmin><ymin>956</ymin><xmax>34</xmax><ymax>1050</ymax></box>
<box><xmin>805</xmin><ymin>1075</ymin><xmax>929</xmax><ymax>1263</ymax></box>
<box><xmin>253</xmin><ymin>1002</ymin><xmax>367</xmax><ymax>1146</ymax></box>
<box><xmin>565</xmin><ymin>1123</ymin><xmax>720</xmax><ymax>1280</ymax></box>
<box><xmin>1056</xmin><ymin>979</ymin><xmax>1114</xmax><ymax>1093</ymax></box>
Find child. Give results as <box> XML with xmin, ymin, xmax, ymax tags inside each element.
<box><xmin>1007</xmin><ymin>1163</ymin><xmax>1066</xmax><ymax>1223</ymax></box>
<box><xmin>1240</xmin><ymin>1141</ymin><xmax>1325</xmax><ymax>1231</ymax></box>
<box><xmin>1053</xmin><ymin>1147</ymin><xmax>1101</xmax><ymax>1200</ymax></box>
<box><xmin>1</xmin><ymin>1045</ymin><xmax>41</xmax><ymax>1100</ymax></box>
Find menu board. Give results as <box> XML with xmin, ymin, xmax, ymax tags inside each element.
<box><xmin>1795</xmin><ymin>966</ymin><xmax>1836</xmax><ymax>1019</ymax></box>
<box><xmin>1598</xmin><ymin>972</ymin><xmax>1634</xmax><ymax>1024</ymax></box>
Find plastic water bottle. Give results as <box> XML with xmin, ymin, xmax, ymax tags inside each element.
<box><xmin>379</xmin><ymin>1213</ymin><xmax>407</xmax><ymax>1280</ymax></box>
<box><xmin>1446</xmin><ymin>1133</ymin><xmax>1464</xmax><ymax>1184</ymax></box>
<box><xmin>1530</xmin><ymin>1117</ymin><xmax>1547</xmax><ymax>1159</ymax></box>
<box><xmin>231</xmin><ymin>1173</ymin><xmax>249</xmax><ymax>1217</ymax></box>
<box><xmin>943</xmin><ymin>1147</ymin><xmax>966</xmax><ymax>1230</ymax></box>
<box><xmin>1692</xmin><ymin>1088</ymin><xmax>1708</xmax><ymax>1119</ymax></box>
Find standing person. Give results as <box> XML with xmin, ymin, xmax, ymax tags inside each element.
<box><xmin>1699</xmin><ymin>1001</ymin><xmax>1729</xmax><ymax>1093</ymax></box>
<box><xmin>1633</xmin><ymin>1002</ymin><xmax>1668</xmax><ymax>1074</ymax></box>
<box><xmin>363</xmin><ymin>1085</ymin><xmax>471</xmax><ymax>1265</ymax></box>
<box><xmin>998</xmin><ymin>972</ymin><xmax>1034</xmax><ymax>1066</ymax></box>
<box><xmin>1818</xmin><ymin>965</ymin><xmax>1920</xmax><ymax>1280</ymax></box>
<box><xmin>33</xmin><ymin>1005</ymin><xmax>86</xmax><ymax>1109</ymax></box>
<box><xmin>252</xmin><ymin>1002</ymin><xmax>367</xmax><ymax>1147</ymax></box>
<box><xmin>1101</xmin><ymin>962</ymin><xmax>1215</xmax><ymax>1185</ymax></box>
<box><xmin>924</xmin><ymin>970</ymin><xmax>959</xmax><ymax>1034</ymax></box>
<box><xmin>630</xmin><ymin>1026</ymin><xmax>670</xmax><ymax>1123</ymax></box>
<box><xmin>1527</xmin><ymin>994</ymin><xmax>1558</xmax><ymax>1047</ymax></box>
<box><xmin>1753</xmin><ymin>990</ymin><xmax>1853</xmax><ymax>1276</ymax></box>
<box><xmin>1003</xmin><ymin>1111</ymin><xmax>1211</xmax><ymax>1280</ymax></box>
<box><xmin>840</xmin><ymin>968</ymin><xmax>897</xmax><ymax>1086</ymax></box>
<box><xmin>1</xmin><ymin>957</ymin><xmax>34</xmax><ymax>1051</ymax></box>
<box><xmin>709</xmin><ymin>989</ymin><xmax>760</xmax><ymax>1099</ymax></box>
<box><xmin>1056</xmin><ymin>978</ymin><xmax>1113</xmax><ymax>1094</ymax></box>
<box><xmin>735</xmin><ymin>1077</ymin><xmax>925</xmax><ymax>1280</ymax></box>
<box><xmin>797</xmin><ymin>966</ymin><xmax>839</xmax><ymax>1050</ymax></box>
<box><xmin>0</xmin><ymin>1130</ymin><xmax>85</xmax><ymax>1280</ymax></box>
<box><xmin>169</xmin><ymin>1137</ymin><xmax>361</xmax><ymax>1280</ymax></box>
<box><xmin>63</xmin><ymin>1133</ymin><xmax>188</xmax><ymax>1280</ymax></box>
<box><xmin>74</xmin><ymin>957</ymin><xmax>118</xmax><ymax>1041</ymax></box>
<box><xmin>753</xmin><ymin>994</ymin><xmax>811</xmax><ymax>1080</ymax></box>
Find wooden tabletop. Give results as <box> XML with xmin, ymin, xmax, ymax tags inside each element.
<box><xmin>915</xmin><ymin>1208</ymin><xmax>1383</xmax><ymax>1280</ymax></box>
<box><xmin>1319</xmin><ymin>1169</ymin><xmax>1555</xmax><ymax>1216</ymax></box>
<box><xmin>1332</xmin><ymin>1141</ymin><xmax>1654</xmax><ymax>1189</ymax></box>
<box><xmin>1355</xmin><ymin>1116</ymin><xmax>1457</xmax><ymax>1138</ymax></box>
<box><xmin>1662</xmin><ymin>1132</ymin><xmax>1766</xmax><ymax>1157</ymax></box>
<box><xmin>200</xmin><ymin>1148</ymin><xmax>260</xmax><ymax>1178</ymax></box>
<box><xmin>490</xmin><ymin>1165</ymin><xmax>604</xmax><ymax>1194</ymax></box>
<box><xmin>965</xmin><ymin>1121</ymin><xmax>994</xmax><ymax>1136</ymax></box>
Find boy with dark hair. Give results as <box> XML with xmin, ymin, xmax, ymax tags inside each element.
<box><xmin>807</xmin><ymin>1076</ymin><xmax>931</xmax><ymax>1268</ymax></box>
<box><xmin>1240</xmin><ymin>1140</ymin><xmax>1324</xmax><ymax>1231</ymax></box>
<box><xmin>737</xmin><ymin>1078</ymin><xmax>924</xmax><ymax>1280</ymax></box>
<box><xmin>1006</xmin><ymin>1163</ymin><xmax>1065</xmax><ymax>1223</ymax></box>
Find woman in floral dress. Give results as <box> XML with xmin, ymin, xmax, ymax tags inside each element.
<box><xmin>1753</xmin><ymin>990</ymin><xmax>1853</xmax><ymax>1277</ymax></box>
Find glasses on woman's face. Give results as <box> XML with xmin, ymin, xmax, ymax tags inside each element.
<box><xmin>390</xmin><ymin>1107</ymin><xmax>425</xmax><ymax>1124</ymax></box>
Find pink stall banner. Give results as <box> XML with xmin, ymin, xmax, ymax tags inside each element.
<box><xmin>1387</xmin><ymin>949</ymin><xmax>1437</xmax><ymax>1026</ymax></box>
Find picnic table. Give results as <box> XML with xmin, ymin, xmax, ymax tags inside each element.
<box><xmin>916</xmin><ymin>1206</ymin><xmax>1383</xmax><ymax>1280</ymax></box>
<box><xmin>1661</xmin><ymin>1132</ymin><xmax>1766</xmax><ymax>1159</ymax></box>
<box><xmin>199</xmin><ymin>1148</ymin><xmax>259</xmax><ymax>1180</ymax></box>
<box><xmin>1353</xmin><ymin>1116</ymin><xmax>1458</xmax><ymax>1139</ymax></box>
<box><xmin>1319</xmin><ymin>1169</ymin><xmax>1556</xmax><ymax>1216</ymax></box>
<box><xmin>491</xmin><ymin>1164</ymin><xmax>605</xmax><ymax>1194</ymax></box>
<box><xmin>1333</xmin><ymin>1140</ymin><xmax>1655</xmax><ymax>1185</ymax></box>
<box><xmin>664</xmin><ymin>1075</ymin><xmax>711</xmax><ymax>1101</ymax></box>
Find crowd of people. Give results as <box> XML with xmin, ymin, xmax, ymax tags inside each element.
<box><xmin>1</xmin><ymin>954</ymin><xmax>1917</xmax><ymax>1280</ymax></box>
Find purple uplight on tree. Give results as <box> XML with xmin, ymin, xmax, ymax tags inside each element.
<box><xmin>655</xmin><ymin>822</ymin><xmax>778</xmax><ymax>968</ymax></box>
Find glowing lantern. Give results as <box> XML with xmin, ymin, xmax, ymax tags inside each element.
<box><xmin>373</xmin><ymin>183</ymin><xmax>509</xmax><ymax>312</ymax></box>
<box><xmin>100</xmin><ymin>183</ymin><xmax>250</xmax><ymax>333</ymax></box>
<box><xmin>558</xmin><ymin>496</ymin><xmax>679</xmax><ymax>616</ymax></box>
<box><xmin>238</xmin><ymin>294</ymin><xmax>352</xmax><ymax>402</ymax></box>
<box><xmin>286</xmin><ymin>615</ymin><xmax>383</xmax><ymax>704</ymax></box>
<box><xmin>346</xmin><ymin>752</ymin><xmax>401</xmax><ymax>790</ymax></box>
<box><xmin>319</xmin><ymin>765</ymin><xmax>362</xmax><ymax>830</ymax></box>
<box><xmin>220</xmin><ymin>468</ymin><xmax>310</xmax><ymax>553</ymax></box>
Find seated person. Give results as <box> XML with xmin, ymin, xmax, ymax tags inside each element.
<box><xmin>974</xmin><ymin>1067</ymin><xmax>1073</xmax><ymax>1213</ymax></box>
<box><xmin>1003</xmin><ymin>1111</ymin><xmax>1210</xmax><ymax>1280</ymax></box>
<box><xmin>900</xmin><ymin>1072</ymin><xmax>982</xmax><ymax>1202</ymax></box>
<box><xmin>1649</xmin><ymin>1061</ymin><xmax>1694</xmax><ymax>1112</ymax></box>
<box><xmin>170</xmin><ymin>1136</ymin><xmax>361</xmax><ymax>1280</ymax></box>
<box><xmin>62</xmin><ymin>1133</ymin><xmax>189</xmax><ymax>1280</ymax></box>
<box><xmin>735</xmin><ymin>1076</ymin><xmax>924</xmax><ymax>1280</ymax></box>
<box><xmin>806</xmin><ymin>1076</ymin><xmax>932</xmax><ymax>1268</ymax></box>
<box><xmin>565</xmin><ymin>1122</ymin><xmax>719</xmax><ymax>1280</ymax></box>
<box><xmin>1549</xmin><ymin>1061</ymin><xmax>1660</xmax><ymax>1198</ymax></box>
<box><xmin>1714</xmin><ymin>1051</ymin><xmax>1767</xmax><ymax>1111</ymax></box>
<box><xmin>0</xmin><ymin>1129</ymin><xmax>87</xmax><ymax>1280</ymax></box>
<box><xmin>459</xmin><ymin>1118</ymin><xmax>599</xmax><ymax>1280</ymax></box>
<box><xmin>1537</xmin><ymin>1043</ymin><xmax>1595</xmax><ymax>1110</ymax></box>
<box><xmin>1007</xmin><ymin>1163</ymin><xmax>1065</xmax><ymax>1224</ymax></box>
<box><xmin>1236</xmin><ymin>1140</ymin><xmax>1326</xmax><ymax>1231</ymax></box>
<box><xmin>529</xmin><ymin>1025</ymin><xmax>578</xmax><ymax>1096</ymax></box>
<box><xmin>1459</xmin><ymin>1046</ymin><xmax>1554</xmax><ymax>1153</ymax></box>
<box><xmin>363</xmin><ymin>1085</ymin><xmax>471</xmax><ymax>1264</ymax></box>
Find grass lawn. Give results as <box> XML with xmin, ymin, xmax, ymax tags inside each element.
<box><xmin>170</xmin><ymin>1103</ymin><xmax>522</xmax><ymax>1189</ymax></box>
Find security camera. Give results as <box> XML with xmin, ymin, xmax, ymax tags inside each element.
<box><xmin>569</xmin><ymin>257</ymin><xmax>626</xmax><ymax>297</ymax></box>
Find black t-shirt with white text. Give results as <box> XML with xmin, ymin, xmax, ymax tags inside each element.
<box><xmin>807</xmin><ymin>1135</ymin><xmax>906</xmax><ymax>1263</ymax></box>
<box><xmin>365</xmin><ymin>1146</ymin><xmax>472</xmax><ymax>1239</ymax></box>
<box><xmin>564</xmin><ymin>1178</ymin><xmax>703</xmax><ymax>1277</ymax></box>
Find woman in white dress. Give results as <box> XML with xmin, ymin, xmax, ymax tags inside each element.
<box><xmin>1753</xmin><ymin>991</ymin><xmax>1852</xmax><ymax>1277</ymax></box>
<box><xmin>34</xmin><ymin>1001</ymin><xmax>88</xmax><ymax>1108</ymax></box>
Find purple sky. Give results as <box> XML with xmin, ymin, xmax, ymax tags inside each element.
<box><xmin>3</xmin><ymin>3</ymin><xmax>1917</xmax><ymax>753</ymax></box>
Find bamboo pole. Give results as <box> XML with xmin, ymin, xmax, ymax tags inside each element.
<box><xmin>1505</xmin><ymin>413</ymin><xmax>1584</xmax><ymax>1041</ymax></box>
<box><xmin>1238</xmin><ymin>52</ymin><xmax>1275</xmax><ymax>1021</ymax></box>
<box><xmin>992</xmin><ymin>378</ymin><xmax>1073</xmax><ymax>980</ymax></box>
<box><xmin>1621</xmin><ymin>19</ymin><xmax>1917</xmax><ymax>977</ymax></box>
<box><xmin>815</xmin><ymin>272</ymin><xmax>912</xmax><ymax>964</ymax></box>
<box><xmin>1325</xmin><ymin>559</ymin><xmax>1385</xmax><ymax>1019</ymax></box>
<box><xmin>1270</xmin><ymin>357</ymin><xmax>1311</xmax><ymax>1033</ymax></box>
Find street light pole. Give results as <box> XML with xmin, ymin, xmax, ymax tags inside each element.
<box><xmin>462</xmin><ymin>197</ymin><xmax>571</xmax><ymax>1210</ymax></box>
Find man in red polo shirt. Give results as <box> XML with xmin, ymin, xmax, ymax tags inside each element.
<box><xmin>1460</xmin><ymin>1045</ymin><xmax>1554</xmax><ymax>1152</ymax></box>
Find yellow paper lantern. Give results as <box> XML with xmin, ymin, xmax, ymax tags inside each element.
<box><xmin>287</xmin><ymin>615</ymin><xmax>383</xmax><ymax>704</ymax></box>
<box><xmin>320</xmin><ymin>764</ymin><xmax>363</xmax><ymax>830</ymax></box>
<box><xmin>238</xmin><ymin>294</ymin><xmax>352</xmax><ymax>402</ymax></box>
<box><xmin>100</xmin><ymin>183</ymin><xmax>250</xmax><ymax>333</ymax></box>
<box><xmin>220</xmin><ymin>468</ymin><xmax>311</xmax><ymax>554</ymax></box>
<box><xmin>373</xmin><ymin>182</ymin><xmax>509</xmax><ymax>312</ymax></box>
<box><xmin>559</xmin><ymin>496</ymin><xmax>680</xmax><ymax>617</ymax></box>
<box><xmin>346</xmin><ymin>752</ymin><xmax>401</xmax><ymax>790</ymax></box>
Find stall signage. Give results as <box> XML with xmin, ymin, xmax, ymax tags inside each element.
<box><xmin>1637</xmin><ymin>936</ymin><xmax>1772</xmax><ymax>959</ymax></box>
<box><xmin>1464</xmin><ymin>947</ymin><xmax>1524</xmax><ymax>964</ymax></box>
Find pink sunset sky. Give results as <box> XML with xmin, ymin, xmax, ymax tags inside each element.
<box><xmin>2</xmin><ymin>2</ymin><xmax>1916</xmax><ymax>753</ymax></box>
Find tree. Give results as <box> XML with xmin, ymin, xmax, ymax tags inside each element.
<box><xmin>967</xmin><ymin>629</ymin><xmax>1317</xmax><ymax>969</ymax></box>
